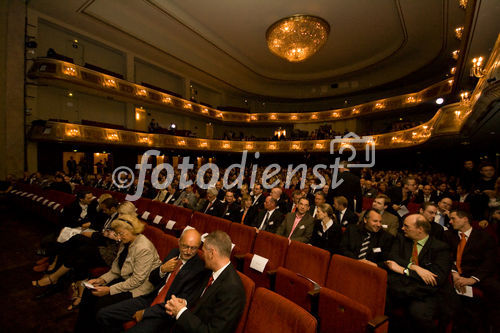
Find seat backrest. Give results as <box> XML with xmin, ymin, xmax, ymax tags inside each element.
<box><xmin>252</xmin><ymin>231</ymin><xmax>289</xmax><ymax>270</ymax></box>
<box><xmin>142</xmin><ymin>224</ymin><xmax>175</xmax><ymax>259</ymax></box>
<box><xmin>243</xmin><ymin>288</ymin><xmax>317</xmax><ymax>333</ymax></box>
<box><xmin>189</xmin><ymin>212</ymin><xmax>231</xmax><ymax>235</ymax></box>
<box><xmin>362</xmin><ymin>198</ymin><xmax>374</xmax><ymax>211</ymax></box>
<box><xmin>135</xmin><ymin>198</ymin><xmax>152</xmax><ymax>216</ymax></box>
<box><xmin>326</xmin><ymin>254</ymin><xmax>387</xmax><ymax>317</ymax></box>
<box><xmin>284</xmin><ymin>241</ymin><xmax>330</xmax><ymax>285</ymax></box>
<box><xmin>235</xmin><ymin>272</ymin><xmax>255</xmax><ymax>333</ymax></box>
<box><xmin>228</xmin><ymin>223</ymin><xmax>256</xmax><ymax>255</ymax></box>
<box><xmin>318</xmin><ymin>287</ymin><xmax>371</xmax><ymax>333</ymax></box>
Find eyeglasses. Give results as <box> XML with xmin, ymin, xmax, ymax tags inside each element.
<box><xmin>180</xmin><ymin>243</ymin><xmax>199</xmax><ymax>251</ymax></box>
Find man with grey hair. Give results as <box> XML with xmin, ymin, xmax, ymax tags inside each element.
<box><xmin>199</xmin><ymin>187</ymin><xmax>224</xmax><ymax>217</ymax></box>
<box><xmin>173</xmin><ymin>185</ymin><xmax>197</xmax><ymax>210</ymax></box>
<box><xmin>166</xmin><ymin>231</ymin><xmax>245</xmax><ymax>333</ymax></box>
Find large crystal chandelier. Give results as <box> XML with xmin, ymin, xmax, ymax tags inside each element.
<box><xmin>266</xmin><ymin>15</ymin><xmax>330</xmax><ymax>62</ymax></box>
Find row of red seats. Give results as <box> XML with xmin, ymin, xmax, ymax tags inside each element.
<box><xmin>10</xmin><ymin>185</ymin><xmax>388</xmax><ymax>332</ymax></box>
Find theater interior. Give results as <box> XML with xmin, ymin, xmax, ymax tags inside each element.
<box><xmin>1</xmin><ymin>0</ymin><xmax>500</xmax><ymax>332</ymax></box>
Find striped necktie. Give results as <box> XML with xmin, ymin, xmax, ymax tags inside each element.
<box><xmin>358</xmin><ymin>233</ymin><xmax>371</xmax><ymax>259</ymax></box>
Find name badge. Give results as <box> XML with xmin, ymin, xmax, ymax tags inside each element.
<box><xmin>317</xmin><ymin>231</ymin><xmax>323</xmax><ymax>236</ymax></box>
<box><xmin>382</xmin><ymin>225</ymin><xmax>388</xmax><ymax>228</ymax></box>
<box><xmin>269</xmin><ymin>221</ymin><xmax>274</xmax><ymax>225</ymax></box>
<box><xmin>373</xmin><ymin>247</ymin><xmax>381</xmax><ymax>253</ymax></box>
<box><xmin>300</xmin><ymin>225</ymin><xmax>305</xmax><ymax>230</ymax></box>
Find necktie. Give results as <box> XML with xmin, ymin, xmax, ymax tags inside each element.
<box><xmin>150</xmin><ymin>260</ymin><xmax>182</xmax><ymax>306</ymax></box>
<box><xmin>201</xmin><ymin>276</ymin><xmax>214</xmax><ymax>297</ymax></box>
<box><xmin>288</xmin><ymin>215</ymin><xmax>302</xmax><ymax>239</ymax></box>
<box><xmin>204</xmin><ymin>201</ymin><xmax>213</xmax><ymax>213</ymax></box>
<box><xmin>260</xmin><ymin>212</ymin><xmax>270</xmax><ymax>230</ymax></box>
<box><xmin>358</xmin><ymin>233</ymin><xmax>371</xmax><ymax>259</ymax></box>
<box><xmin>241</xmin><ymin>210</ymin><xmax>247</xmax><ymax>224</ymax></box>
<box><xmin>411</xmin><ymin>241</ymin><xmax>419</xmax><ymax>266</ymax></box>
<box><xmin>456</xmin><ymin>232</ymin><xmax>467</xmax><ymax>274</ymax></box>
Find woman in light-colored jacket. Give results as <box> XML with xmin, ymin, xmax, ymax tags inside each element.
<box><xmin>74</xmin><ymin>214</ymin><xmax>161</xmax><ymax>333</ymax></box>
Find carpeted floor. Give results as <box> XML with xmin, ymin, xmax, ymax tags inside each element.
<box><xmin>0</xmin><ymin>196</ymin><xmax>78</xmax><ymax>333</ymax></box>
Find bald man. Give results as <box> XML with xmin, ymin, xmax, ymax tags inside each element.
<box><xmin>385</xmin><ymin>214</ymin><xmax>451</xmax><ymax>333</ymax></box>
<box><xmin>97</xmin><ymin>229</ymin><xmax>205</xmax><ymax>332</ymax></box>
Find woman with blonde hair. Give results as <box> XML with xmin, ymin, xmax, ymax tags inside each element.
<box><xmin>74</xmin><ymin>214</ymin><xmax>161</xmax><ymax>332</ymax></box>
<box><xmin>310</xmin><ymin>203</ymin><xmax>342</xmax><ymax>254</ymax></box>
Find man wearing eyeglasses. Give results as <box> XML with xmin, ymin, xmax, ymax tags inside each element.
<box><xmin>97</xmin><ymin>229</ymin><xmax>205</xmax><ymax>332</ymax></box>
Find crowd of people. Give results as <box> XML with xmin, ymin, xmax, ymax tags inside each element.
<box><xmin>4</xmin><ymin>158</ymin><xmax>499</xmax><ymax>332</ymax></box>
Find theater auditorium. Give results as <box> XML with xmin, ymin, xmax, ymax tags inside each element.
<box><xmin>1</xmin><ymin>0</ymin><xmax>499</xmax><ymax>332</ymax></box>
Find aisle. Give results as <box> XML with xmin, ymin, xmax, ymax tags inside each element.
<box><xmin>0</xmin><ymin>196</ymin><xmax>78</xmax><ymax>333</ymax></box>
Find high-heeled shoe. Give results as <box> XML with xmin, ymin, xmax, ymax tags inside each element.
<box><xmin>32</xmin><ymin>275</ymin><xmax>55</xmax><ymax>287</ymax></box>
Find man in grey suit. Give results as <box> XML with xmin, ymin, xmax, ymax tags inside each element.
<box><xmin>368</xmin><ymin>194</ymin><xmax>400</xmax><ymax>236</ymax></box>
<box><xmin>173</xmin><ymin>185</ymin><xmax>197</xmax><ymax>209</ymax></box>
<box><xmin>276</xmin><ymin>198</ymin><xmax>314</xmax><ymax>243</ymax></box>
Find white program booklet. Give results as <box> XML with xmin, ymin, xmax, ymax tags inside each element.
<box><xmin>250</xmin><ymin>254</ymin><xmax>269</xmax><ymax>273</ymax></box>
<box><xmin>455</xmin><ymin>286</ymin><xmax>473</xmax><ymax>297</ymax></box>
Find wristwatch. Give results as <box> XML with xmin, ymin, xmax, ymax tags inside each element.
<box><xmin>403</xmin><ymin>268</ymin><xmax>409</xmax><ymax>275</ymax></box>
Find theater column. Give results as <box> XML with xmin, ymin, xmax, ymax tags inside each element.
<box><xmin>0</xmin><ymin>0</ymin><xmax>26</xmax><ymax>179</ymax></box>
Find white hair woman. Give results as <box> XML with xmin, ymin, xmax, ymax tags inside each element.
<box><xmin>74</xmin><ymin>214</ymin><xmax>161</xmax><ymax>332</ymax></box>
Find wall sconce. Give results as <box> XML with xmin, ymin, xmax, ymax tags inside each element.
<box><xmin>454</xmin><ymin>110</ymin><xmax>462</xmax><ymax>117</ymax></box>
<box><xmin>138</xmin><ymin>136</ymin><xmax>151</xmax><ymax>144</ymax></box>
<box><xmin>245</xmin><ymin>143</ymin><xmax>254</xmax><ymax>150</ymax></box>
<box><xmin>270</xmin><ymin>114</ymin><xmax>277</xmax><ymax>120</ymax></box>
<box><xmin>315</xmin><ymin>143</ymin><xmax>324</xmax><ymax>149</ymax></box>
<box><xmin>455</xmin><ymin>26</ymin><xmax>464</xmax><ymax>40</ymax></box>
<box><xmin>62</xmin><ymin>65</ymin><xmax>77</xmax><ymax>76</ymax></box>
<box><xmin>448</xmin><ymin>79</ymin><xmax>454</xmax><ymax>86</ymax></box>
<box><xmin>136</xmin><ymin>88</ymin><xmax>147</xmax><ymax>97</ymax></box>
<box><xmin>178</xmin><ymin>140</ymin><xmax>186</xmax><ymax>145</ymax></box>
<box><xmin>290</xmin><ymin>115</ymin><xmax>298</xmax><ymax>120</ymax></box>
<box><xmin>460</xmin><ymin>91</ymin><xmax>470</xmax><ymax>104</ymax></box>
<box><xmin>184</xmin><ymin>103</ymin><xmax>192</xmax><ymax>109</ymax></box>
<box><xmin>200</xmin><ymin>141</ymin><xmax>208</xmax><ymax>148</ymax></box>
<box><xmin>65</xmin><ymin>128</ymin><xmax>80</xmax><ymax>137</ymax></box>
<box><xmin>422</xmin><ymin>125</ymin><xmax>429</xmax><ymax>130</ymax></box>
<box><xmin>352</xmin><ymin>108</ymin><xmax>360</xmax><ymax>114</ymax></box>
<box><xmin>162</xmin><ymin>96</ymin><xmax>172</xmax><ymax>104</ymax></box>
<box><xmin>222</xmin><ymin>143</ymin><xmax>231</xmax><ymax>149</ymax></box>
<box><xmin>250</xmin><ymin>115</ymin><xmax>257</xmax><ymax>121</ymax></box>
<box><xmin>450</xmin><ymin>67</ymin><xmax>456</xmax><ymax>75</ymax></box>
<box><xmin>452</xmin><ymin>50</ymin><xmax>460</xmax><ymax>60</ymax></box>
<box><xmin>375</xmin><ymin>103</ymin><xmax>385</xmax><ymax>109</ymax></box>
<box><xmin>274</xmin><ymin>128</ymin><xmax>286</xmax><ymax>138</ymax></box>
<box><xmin>107</xmin><ymin>132</ymin><xmax>119</xmax><ymax>141</ymax></box>
<box><xmin>331</xmin><ymin>112</ymin><xmax>339</xmax><ymax>118</ymax></box>
<box><xmin>202</xmin><ymin>108</ymin><xmax>209</xmax><ymax>114</ymax></box>
<box><xmin>217</xmin><ymin>113</ymin><xmax>224</xmax><ymax>118</ymax></box>
<box><xmin>268</xmin><ymin>144</ymin><xmax>277</xmax><ymax>150</ymax></box>
<box><xmin>311</xmin><ymin>114</ymin><xmax>318</xmax><ymax>120</ymax></box>
<box><xmin>406</xmin><ymin>97</ymin><xmax>416</xmax><ymax>104</ymax></box>
<box><xmin>292</xmin><ymin>143</ymin><xmax>300</xmax><ymax>150</ymax></box>
<box><xmin>470</xmin><ymin>57</ymin><xmax>486</xmax><ymax>78</ymax></box>
<box><xmin>103</xmin><ymin>78</ymin><xmax>116</xmax><ymax>88</ymax></box>
<box><xmin>459</xmin><ymin>0</ymin><xmax>468</xmax><ymax>9</ymax></box>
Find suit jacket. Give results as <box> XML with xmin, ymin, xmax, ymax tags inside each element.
<box><xmin>276</xmin><ymin>212</ymin><xmax>315</xmax><ymax>243</ymax></box>
<box><xmin>163</xmin><ymin>191</ymin><xmax>180</xmax><ymax>204</ymax></box>
<box><xmin>251</xmin><ymin>194</ymin><xmax>265</xmax><ymax>210</ymax></box>
<box><xmin>62</xmin><ymin>199</ymin><xmax>98</xmax><ymax>228</ymax></box>
<box><xmin>276</xmin><ymin>197</ymin><xmax>291</xmax><ymax>215</ymax></box>
<box><xmin>340</xmin><ymin>224</ymin><xmax>394</xmax><ymax>267</ymax></box>
<box><xmin>358</xmin><ymin>210</ymin><xmax>399</xmax><ymax>236</ymax></box>
<box><xmin>221</xmin><ymin>202</ymin><xmax>241</xmax><ymax>222</ymax></box>
<box><xmin>311</xmin><ymin>219</ymin><xmax>342</xmax><ymax>254</ymax></box>
<box><xmin>174</xmin><ymin>190</ymin><xmax>197</xmax><ymax>209</ymax></box>
<box><xmin>332</xmin><ymin>171</ymin><xmax>363</xmax><ymax>212</ymax></box>
<box><xmin>337</xmin><ymin>208</ymin><xmax>358</xmax><ymax>227</ymax></box>
<box><xmin>415</xmin><ymin>191</ymin><xmax>439</xmax><ymax>204</ymax></box>
<box><xmin>251</xmin><ymin>209</ymin><xmax>284</xmax><ymax>233</ymax></box>
<box><xmin>174</xmin><ymin>264</ymin><xmax>245</xmax><ymax>333</ymax></box>
<box><xmin>143</xmin><ymin>249</ymin><xmax>206</xmax><ymax>319</ymax></box>
<box><xmin>430</xmin><ymin>222</ymin><xmax>445</xmax><ymax>241</ymax></box>
<box><xmin>387</xmin><ymin>234</ymin><xmax>451</xmax><ymax>299</ymax></box>
<box><xmin>240</xmin><ymin>206</ymin><xmax>258</xmax><ymax>225</ymax></box>
<box><xmin>200</xmin><ymin>199</ymin><xmax>225</xmax><ymax>217</ymax></box>
<box><xmin>100</xmin><ymin>234</ymin><xmax>162</xmax><ymax>297</ymax></box>
<box><xmin>444</xmin><ymin>229</ymin><xmax>497</xmax><ymax>282</ymax></box>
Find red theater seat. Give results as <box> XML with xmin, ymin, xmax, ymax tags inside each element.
<box><xmin>228</xmin><ymin>223</ymin><xmax>256</xmax><ymax>266</ymax></box>
<box><xmin>318</xmin><ymin>287</ymin><xmax>372</xmax><ymax>333</ymax></box>
<box><xmin>235</xmin><ymin>272</ymin><xmax>255</xmax><ymax>333</ymax></box>
<box><xmin>142</xmin><ymin>224</ymin><xmax>177</xmax><ymax>259</ymax></box>
<box><xmin>274</xmin><ymin>241</ymin><xmax>330</xmax><ymax>310</ymax></box>
<box><xmin>242</xmin><ymin>288</ymin><xmax>317</xmax><ymax>333</ymax></box>
<box><xmin>189</xmin><ymin>212</ymin><xmax>231</xmax><ymax>235</ymax></box>
<box><xmin>242</xmin><ymin>231</ymin><xmax>288</xmax><ymax>289</ymax></box>
<box><xmin>362</xmin><ymin>198</ymin><xmax>374</xmax><ymax>211</ymax></box>
<box><xmin>325</xmin><ymin>255</ymin><xmax>388</xmax><ymax>332</ymax></box>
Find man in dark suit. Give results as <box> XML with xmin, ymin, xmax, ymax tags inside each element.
<box><xmin>387</xmin><ymin>177</ymin><xmax>418</xmax><ymax>212</ymax></box>
<box><xmin>340</xmin><ymin>209</ymin><xmax>393</xmax><ymax>267</ymax></box>
<box><xmin>385</xmin><ymin>214</ymin><xmax>451</xmax><ymax>332</ymax></box>
<box><xmin>221</xmin><ymin>191</ymin><xmax>241</xmax><ymax>222</ymax></box>
<box><xmin>419</xmin><ymin>202</ymin><xmax>445</xmax><ymax>241</ymax></box>
<box><xmin>97</xmin><ymin>229</ymin><xmax>205</xmax><ymax>332</ymax></box>
<box><xmin>331</xmin><ymin>162</ymin><xmax>363</xmax><ymax>213</ymax></box>
<box><xmin>62</xmin><ymin>190</ymin><xmax>97</xmax><ymax>228</ymax></box>
<box><xmin>166</xmin><ymin>231</ymin><xmax>245</xmax><ymax>333</ymax></box>
<box><xmin>199</xmin><ymin>187</ymin><xmax>225</xmax><ymax>217</ymax></box>
<box><xmin>250</xmin><ymin>196</ymin><xmax>284</xmax><ymax>233</ymax></box>
<box><xmin>415</xmin><ymin>185</ymin><xmax>439</xmax><ymax>204</ymax></box>
<box><xmin>251</xmin><ymin>184</ymin><xmax>265</xmax><ymax>210</ymax></box>
<box><xmin>435</xmin><ymin>197</ymin><xmax>452</xmax><ymax>229</ymax></box>
<box><xmin>163</xmin><ymin>184</ymin><xmax>180</xmax><ymax>205</ymax></box>
<box><xmin>333</xmin><ymin>196</ymin><xmax>358</xmax><ymax>227</ymax></box>
<box><xmin>445</xmin><ymin>210</ymin><xmax>500</xmax><ymax>333</ymax></box>
<box><xmin>276</xmin><ymin>197</ymin><xmax>314</xmax><ymax>243</ymax></box>
<box><xmin>271</xmin><ymin>187</ymin><xmax>290</xmax><ymax>215</ymax></box>
<box><xmin>309</xmin><ymin>191</ymin><xmax>326</xmax><ymax>219</ymax></box>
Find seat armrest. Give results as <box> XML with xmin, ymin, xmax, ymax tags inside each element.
<box><xmin>367</xmin><ymin>315</ymin><xmax>389</xmax><ymax>331</ymax></box>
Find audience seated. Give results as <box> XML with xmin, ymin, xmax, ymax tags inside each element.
<box><xmin>310</xmin><ymin>203</ymin><xmax>342</xmax><ymax>254</ymax></box>
<box><xmin>74</xmin><ymin>215</ymin><xmax>161</xmax><ymax>332</ymax></box>
<box><xmin>276</xmin><ymin>197</ymin><xmax>314</xmax><ymax>243</ymax></box>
